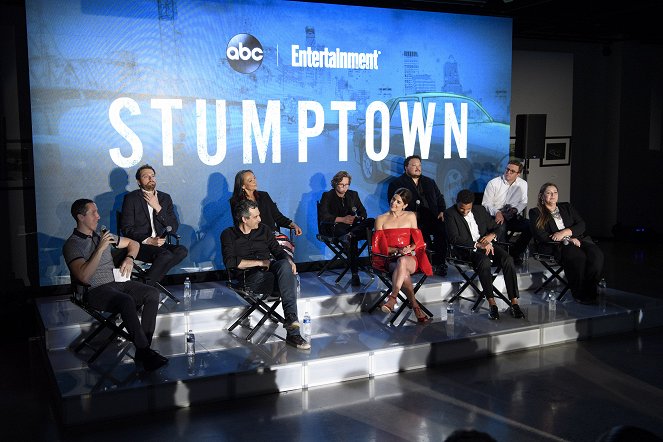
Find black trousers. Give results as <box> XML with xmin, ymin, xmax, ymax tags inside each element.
<box><xmin>495</xmin><ymin>216</ymin><xmax>532</xmax><ymax>257</ymax></box>
<box><xmin>420</xmin><ymin>217</ymin><xmax>447</xmax><ymax>266</ymax></box>
<box><xmin>87</xmin><ymin>280</ymin><xmax>160</xmax><ymax>349</ymax></box>
<box><xmin>136</xmin><ymin>243</ymin><xmax>188</xmax><ymax>285</ymax></box>
<box><xmin>321</xmin><ymin>218</ymin><xmax>374</xmax><ymax>274</ymax></box>
<box><xmin>467</xmin><ymin>244</ymin><xmax>519</xmax><ymax>300</ymax></box>
<box><xmin>560</xmin><ymin>240</ymin><xmax>604</xmax><ymax>299</ymax></box>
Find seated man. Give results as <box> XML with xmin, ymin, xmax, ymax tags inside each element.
<box><xmin>120</xmin><ymin>164</ymin><xmax>188</xmax><ymax>286</ymax></box>
<box><xmin>444</xmin><ymin>189</ymin><xmax>524</xmax><ymax>320</ymax></box>
<box><xmin>63</xmin><ymin>199</ymin><xmax>168</xmax><ymax>371</ymax></box>
<box><xmin>387</xmin><ymin>154</ymin><xmax>448</xmax><ymax>276</ymax></box>
<box><xmin>481</xmin><ymin>159</ymin><xmax>531</xmax><ymax>263</ymax></box>
<box><xmin>221</xmin><ymin>199</ymin><xmax>310</xmax><ymax>350</ymax></box>
<box><xmin>318</xmin><ymin>171</ymin><xmax>374</xmax><ymax>286</ymax></box>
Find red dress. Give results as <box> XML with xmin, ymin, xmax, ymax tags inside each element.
<box><xmin>371</xmin><ymin>228</ymin><xmax>433</xmax><ymax>276</ymax></box>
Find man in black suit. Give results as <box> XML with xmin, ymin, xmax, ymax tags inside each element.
<box><xmin>120</xmin><ymin>164</ymin><xmax>188</xmax><ymax>286</ymax></box>
<box><xmin>444</xmin><ymin>189</ymin><xmax>524</xmax><ymax>320</ymax></box>
<box><xmin>318</xmin><ymin>171</ymin><xmax>374</xmax><ymax>286</ymax></box>
<box><xmin>387</xmin><ymin>154</ymin><xmax>447</xmax><ymax>275</ymax></box>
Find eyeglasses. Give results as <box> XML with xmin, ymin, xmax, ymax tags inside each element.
<box><xmin>337</xmin><ymin>183</ymin><xmax>350</xmax><ymax>187</ymax></box>
<box><xmin>505</xmin><ymin>168</ymin><xmax>519</xmax><ymax>174</ymax></box>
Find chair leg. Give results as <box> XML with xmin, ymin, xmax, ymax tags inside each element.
<box><xmin>156</xmin><ymin>282</ymin><xmax>180</xmax><ymax>304</ymax></box>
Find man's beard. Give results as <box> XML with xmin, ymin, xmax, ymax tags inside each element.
<box><xmin>141</xmin><ymin>183</ymin><xmax>156</xmax><ymax>192</ymax></box>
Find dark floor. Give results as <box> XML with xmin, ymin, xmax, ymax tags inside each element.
<box><xmin>3</xmin><ymin>238</ymin><xmax>663</xmax><ymax>442</ymax></box>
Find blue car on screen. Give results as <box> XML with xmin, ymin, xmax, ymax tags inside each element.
<box><xmin>352</xmin><ymin>92</ymin><xmax>509</xmax><ymax>199</ymax></box>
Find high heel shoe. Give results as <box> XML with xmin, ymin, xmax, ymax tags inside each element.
<box><xmin>381</xmin><ymin>294</ymin><xmax>398</xmax><ymax>313</ymax></box>
<box><xmin>413</xmin><ymin>305</ymin><xmax>430</xmax><ymax>323</ymax></box>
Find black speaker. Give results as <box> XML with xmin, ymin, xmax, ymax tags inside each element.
<box><xmin>515</xmin><ymin>114</ymin><xmax>546</xmax><ymax>159</ymax></box>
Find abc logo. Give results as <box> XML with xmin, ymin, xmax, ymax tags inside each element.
<box><xmin>227</xmin><ymin>34</ymin><xmax>263</xmax><ymax>74</ymax></box>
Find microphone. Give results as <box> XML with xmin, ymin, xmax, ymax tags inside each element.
<box><xmin>100</xmin><ymin>225</ymin><xmax>117</xmax><ymax>248</ymax></box>
<box><xmin>415</xmin><ymin>200</ymin><xmax>421</xmax><ymax>211</ymax></box>
<box><xmin>159</xmin><ymin>226</ymin><xmax>173</xmax><ymax>239</ymax></box>
<box><xmin>351</xmin><ymin>206</ymin><xmax>358</xmax><ymax>217</ymax></box>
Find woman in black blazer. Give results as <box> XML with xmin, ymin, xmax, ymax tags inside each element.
<box><xmin>228</xmin><ymin>170</ymin><xmax>302</xmax><ymax>235</ymax></box>
<box><xmin>529</xmin><ymin>182</ymin><xmax>604</xmax><ymax>304</ymax></box>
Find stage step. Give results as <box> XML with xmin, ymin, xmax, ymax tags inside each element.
<box><xmin>33</xmin><ymin>264</ymin><xmax>663</xmax><ymax>426</ymax></box>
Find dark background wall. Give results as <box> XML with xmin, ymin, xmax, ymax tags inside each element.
<box><xmin>1</xmin><ymin>0</ymin><xmax>662</xmax><ymax>290</ymax></box>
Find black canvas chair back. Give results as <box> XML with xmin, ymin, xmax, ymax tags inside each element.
<box><xmin>445</xmin><ymin>243</ymin><xmax>512</xmax><ymax>311</ymax></box>
<box><xmin>225</xmin><ymin>268</ymin><xmax>286</xmax><ymax>341</ymax></box>
<box><xmin>315</xmin><ymin>200</ymin><xmax>369</xmax><ymax>283</ymax></box>
<box><xmin>531</xmin><ymin>240</ymin><xmax>570</xmax><ymax>301</ymax></box>
<box><xmin>366</xmin><ymin>230</ymin><xmax>433</xmax><ymax>325</ymax></box>
<box><xmin>69</xmin><ymin>280</ymin><xmax>133</xmax><ymax>364</ymax></box>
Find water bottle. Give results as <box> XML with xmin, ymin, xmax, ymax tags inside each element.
<box><xmin>186</xmin><ymin>329</ymin><xmax>195</xmax><ymax>356</ymax></box>
<box><xmin>296</xmin><ymin>274</ymin><xmax>301</xmax><ymax>298</ymax></box>
<box><xmin>522</xmin><ymin>246</ymin><xmax>529</xmax><ymax>272</ymax></box>
<box><xmin>187</xmin><ymin>354</ymin><xmax>196</xmax><ymax>376</ymax></box>
<box><xmin>302</xmin><ymin>312</ymin><xmax>312</xmax><ymax>339</ymax></box>
<box><xmin>547</xmin><ymin>290</ymin><xmax>556</xmax><ymax>313</ymax></box>
<box><xmin>446</xmin><ymin>301</ymin><xmax>455</xmax><ymax>325</ymax></box>
<box><xmin>598</xmin><ymin>278</ymin><xmax>607</xmax><ymax>310</ymax></box>
<box><xmin>184</xmin><ymin>276</ymin><xmax>191</xmax><ymax>300</ymax></box>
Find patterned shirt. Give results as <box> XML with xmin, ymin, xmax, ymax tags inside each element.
<box><xmin>62</xmin><ymin>229</ymin><xmax>115</xmax><ymax>289</ymax></box>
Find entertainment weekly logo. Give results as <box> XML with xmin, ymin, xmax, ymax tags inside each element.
<box><xmin>226</xmin><ymin>33</ymin><xmax>381</xmax><ymax>73</ymax></box>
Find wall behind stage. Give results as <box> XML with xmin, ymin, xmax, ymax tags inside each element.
<box><xmin>25</xmin><ymin>0</ymin><xmax>512</xmax><ymax>286</ymax></box>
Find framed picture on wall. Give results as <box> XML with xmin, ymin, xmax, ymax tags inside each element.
<box><xmin>541</xmin><ymin>137</ymin><xmax>571</xmax><ymax>167</ymax></box>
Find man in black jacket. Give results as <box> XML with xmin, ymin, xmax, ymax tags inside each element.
<box><xmin>120</xmin><ymin>164</ymin><xmax>188</xmax><ymax>286</ymax></box>
<box><xmin>444</xmin><ymin>189</ymin><xmax>524</xmax><ymax>320</ymax></box>
<box><xmin>318</xmin><ymin>171</ymin><xmax>374</xmax><ymax>286</ymax></box>
<box><xmin>387</xmin><ymin>155</ymin><xmax>447</xmax><ymax>275</ymax></box>
<box><xmin>221</xmin><ymin>199</ymin><xmax>310</xmax><ymax>350</ymax></box>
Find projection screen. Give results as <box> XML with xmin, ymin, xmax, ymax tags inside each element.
<box><xmin>25</xmin><ymin>0</ymin><xmax>512</xmax><ymax>286</ymax></box>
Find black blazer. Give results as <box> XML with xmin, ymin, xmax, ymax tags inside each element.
<box><xmin>229</xmin><ymin>190</ymin><xmax>292</xmax><ymax>231</ymax></box>
<box><xmin>120</xmin><ymin>189</ymin><xmax>180</xmax><ymax>243</ymax></box>
<box><xmin>529</xmin><ymin>202</ymin><xmax>587</xmax><ymax>243</ymax></box>
<box><xmin>387</xmin><ymin>173</ymin><xmax>446</xmax><ymax>219</ymax></box>
<box><xmin>444</xmin><ymin>204</ymin><xmax>498</xmax><ymax>248</ymax></box>
<box><xmin>318</xmin><ymin>189</ymin><xmax>367</xmax><ymax>227</ymax></box>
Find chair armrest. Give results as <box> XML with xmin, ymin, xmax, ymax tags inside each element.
<box><xmin>166</xmin><ymin>232</ymin><xmax>181</xmax><ymax>246</ymax></box>
<box><xmin>531</xmin><ymin>241</ymin><xmax>561</xmax><ymax>261</ymax></box>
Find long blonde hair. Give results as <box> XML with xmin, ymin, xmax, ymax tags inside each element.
<box><xmin>535</xmin><ymin>182</ymin><xmax>558</xmax><ymax>231</ymax></box>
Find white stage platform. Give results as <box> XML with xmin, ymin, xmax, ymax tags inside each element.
<box><xmin>34</xmin><ymin>260</ymin><xmax>663</xmax><ymax>426</ymax></box>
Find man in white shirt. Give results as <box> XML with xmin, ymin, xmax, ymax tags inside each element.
<box><xmin>482</xmin><ymin>160</ymin><xmax>531</xmax><ymax>263</ymax></box>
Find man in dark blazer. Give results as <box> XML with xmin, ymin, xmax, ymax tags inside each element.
<box><xmin>387</xmin><ymin>154</ymin><xmax>447</xmax><ymax>275</ymax></box>
<box><xmin>318</xmin><ymin>171</ymin><xmax>374</xmax><ymax>286</ymax></box>
<box><xmin>120</xmin><ymin>164</ymin><xmax>188</xmax><ymax>286</ymax></box>
<box><xmin>444</xmin><ymin>189</ymin><xmax>523</xmax><ymax>320</ymax></box>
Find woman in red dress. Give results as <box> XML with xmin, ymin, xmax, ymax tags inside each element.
<box><xmin>372</xmin><ymin>188</ymin><xmax>432</xmax><ymax>322</ymax></box>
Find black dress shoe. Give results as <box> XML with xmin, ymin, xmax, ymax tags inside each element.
<box><xmin>488</xmin><ymin>304</ymin><xmax>500</xmax><ymax>320</ymax></box>
<box><xmin>510</xmin><ymin>304</ymin><xmax>524</xmax><ymax>318</ymax></box>
<box><xmin>435</xmin><ymin>265</ymin><xmax>448</xmax><ymax>277</ymax></box>
<box><xmin>574</xmin><ymin>296</ymin><xmax>598</xmax><ymax>305</ymax></box>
